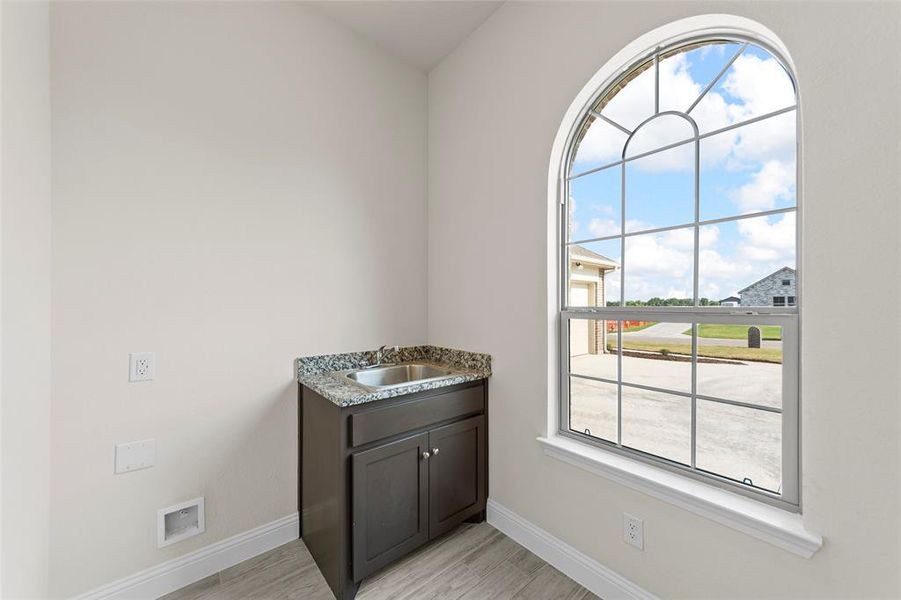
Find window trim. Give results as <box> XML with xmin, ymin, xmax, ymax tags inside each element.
<box><xmin>537</xmin><ymin>434</ymin><xmax>821</xmax><ymax>558</ymax></box>
<box><xmin>556</xmin><ymin>33</ymin><xmax>802</xmax><ymax>511</ymax></box>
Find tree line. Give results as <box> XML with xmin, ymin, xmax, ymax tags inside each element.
<box><xmin>606</xmin><ymin>298</ymin><xmax>720</xmax><ymax>307</ymax></box>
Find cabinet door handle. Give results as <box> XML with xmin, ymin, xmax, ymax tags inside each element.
<box><xmin>421</xmin><ymin>451</ymin><xmax>431</xmax><ymax>460</ymax></box>
<box><xmin>431</xmin><ymin>448</ymin><xmax>440</xmax><ymax>455</ymax></box>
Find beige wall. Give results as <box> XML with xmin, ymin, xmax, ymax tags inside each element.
<box><xmin>428</xmin><ymin>2</ymin><xmax>901</xmax><ymax>597</ymax></box>
<box><xmin>1</xmin><ymin>1</ymin><xmax>53</xmax><ymax>597</ymax></box>
<box><xmin>49</xmin><ymin>2</ymin><xmax>427</xmax><ymax>596</ymax></box>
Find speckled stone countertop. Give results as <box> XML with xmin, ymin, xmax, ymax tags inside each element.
<box><xmin>296</xmin><ymin>345</ymin><xmax>491</xmax><ymax>407</ymax></box>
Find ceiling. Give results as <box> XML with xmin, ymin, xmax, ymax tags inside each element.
<box><xmin>307</xmin><ymin>1</ymin><xmax>504</xmax><ymax>72</ymax></box>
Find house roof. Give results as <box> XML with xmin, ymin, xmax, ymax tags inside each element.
<box><xmin>738</xmin><ymin>266</ymin><xmax>796</xmax><ymax>294</ymax></box>
<box><xmin>720</xmin><ymin>296</ymin><xmax>741</xmax><ymax>303</ymax></box>
<box><xmin>570</xmin><ymin>245</ymin><xmax>618</xmax><ymax>270</ymax></box>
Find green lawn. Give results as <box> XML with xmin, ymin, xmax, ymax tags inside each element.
<box><xmin>681</xmin><ymin>324</ymin><xmax>782</xmax><ymax>341</ymax></box>
<box><xmin>611</xmin><ymin>340</ymin><xmax>783</xmax><ymax>364</ymax></box>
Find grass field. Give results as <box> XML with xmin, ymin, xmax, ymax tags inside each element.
<box><xmin>681</xmin><ymin>324</ymin><xmax>782</xmax><ymax>341</ymax></box>
<box><xmin>611</xmin><ymin>340</ymin><xmax>783</xmax><ymax>364</ymax></box>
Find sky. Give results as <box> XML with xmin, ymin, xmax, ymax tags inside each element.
<box><xmin>568</xmin><ymin>43</ymin><xmax>797</xmax><ymax>302</ymax></box>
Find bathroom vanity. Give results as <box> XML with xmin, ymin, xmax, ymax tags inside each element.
<box><xmin>296</xmin><ymin>346</ymin><xmax>491</xmax><ymax>600</ymax></box>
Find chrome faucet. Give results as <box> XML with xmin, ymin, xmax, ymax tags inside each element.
<box><xmin>372</xmin><ymin>344</ymin><xmax>399</xmax><ymax>367</ymax></box>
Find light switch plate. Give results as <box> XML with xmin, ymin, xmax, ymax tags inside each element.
<box><xmin>129</xmin><ymin>352</ymin><xmax>155</xmax><ymax>382</ymax></box>
<box><xmin>115</xmin><ymin>439</ymin><xmax>156</xmax><ymax>474</ymax></box>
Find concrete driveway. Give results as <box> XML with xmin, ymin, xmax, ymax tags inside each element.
<box><xmin>567</xmin><ymin>351</ymin><xmax>782</xmax><ymax>492</ymax></box>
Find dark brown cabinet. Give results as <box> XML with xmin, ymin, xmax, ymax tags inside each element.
<box><xmin>300</xmin><ymin>381</ymin><xmax>488</xmax><ymax>600</ymax></box>
<box><xmin>351</xmin><ymin>432</ymin><xmax>429</xmax><ymax>581</ymax></box>
<box><xmin>428</xmin><ymin>416</ymin><xmax>486</xmax><ymax>539</ymax></box>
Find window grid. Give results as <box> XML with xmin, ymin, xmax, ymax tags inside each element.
<box><xmin>568</xmin><ymin>104</ymin><xmax>797</xmax><ymax>182</ymax></box>
<box><xmin>559</xmin><ymin>36</ymin><xmax>800</xmax><ymax>509</ymax></box>
<box><xmin>562</xmin><ymin>313</ymin><xmax>798</xmax><ymax>506</ymax></box>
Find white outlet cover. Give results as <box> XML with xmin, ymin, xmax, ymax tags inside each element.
<box><xmin>115</xmin><ymin>439</ymin><xmax>156</xmax><ymax>474</ymax></box>
<box><xmin>623</xmin><ymin>513</ymin><xmax>644</xmax><ymax>550</ymax></box>
<box><xmin>129</xmin><ymin>352</ymin><xmax>155</xmax><ymax>382</ymax></box>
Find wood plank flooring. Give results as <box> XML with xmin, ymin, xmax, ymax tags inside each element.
<box><xmin>161</xmin><ymin>522</ymin><xmax>598</xmax><ymax>600</ymax></box>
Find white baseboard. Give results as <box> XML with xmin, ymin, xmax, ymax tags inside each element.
<box><xmin>72</xmin><ymin>513</ymin><xmax>299</xmax><ymax>600</ymax></box>
<box><xmin>486</xmin><ymin>499</ymin><xmax>656</xmax><ymax>600</ymax></box>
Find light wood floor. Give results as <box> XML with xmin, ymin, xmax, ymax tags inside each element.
<box><xmin>161</xmin><ymin>522</ymin><xmax>598</xmax><ymax>600</ymax></box>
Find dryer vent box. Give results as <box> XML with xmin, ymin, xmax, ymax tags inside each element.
<box><xmin>158</xmin><ymin>497</ymin><xmax>205</xmax><ymax>548</ymax></box>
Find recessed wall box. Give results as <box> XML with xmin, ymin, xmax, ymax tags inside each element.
<box><xmin>157</xmin><ymin>497</ymin><xmax>205</xmax><ymax>548</ymax></box>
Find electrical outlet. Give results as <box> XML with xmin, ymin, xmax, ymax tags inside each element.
<box><xmin>129</xmin><ymin>352</ymin><xmax>155</xmax><ymax>382</ymax></box>
<box><xmin>623</xmin><ymin>513</ymin><xmax>644</xmax><ymax>550</ymax></box>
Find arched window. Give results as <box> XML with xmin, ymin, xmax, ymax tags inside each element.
<box><xmin>560</xmin><ymin>37</ymin><xmax>799</xmax><ymax>508</ymax></box>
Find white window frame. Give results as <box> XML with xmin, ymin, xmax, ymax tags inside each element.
<box><xmin>557</xmin><ymin>34</ymin><xmax>801</xmax><ymax>511</ymax></box>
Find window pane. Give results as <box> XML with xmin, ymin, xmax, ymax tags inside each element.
<box><xmin>696</xmin><ymin>400</ymin><xmax>782</xmax><ymax>493</ymax></box>
<box><xmin>624</xmin><ymin>114</ymin><xmax>694</xmax><ymax>158</ymax></box>
<box><xmin>569</xmin><ymin>167</ymin><xmax>620</xmax><ymax>242</ymax></box>
<box><xmin>699</xmin><ymin>110</ymin><xmax>797</xmax><ymax>221</ymax></box>
<box><xmin>691</xmin><ymin>45</ymin><xmax>795</xmax><ymax>136</ymax></box>
<box><xmin>622</xmin><ymin>387</ymin><xmax>691</xmax><ymax>464</ymax></box>
<box><xmin>567</xmin><ymin>240</ymin><xmax>620</xmax><ymax>307</ymax></box>
<box><xmin>599</xmin><ymin>59</ymin><xmax>655</xmax><ymax>132</ymax></box>
<box><xmin>569</xmin><ymin>319</ymin><xmax>617</xmax><ymax>381</ymax></box>
<box><xmin>623</xmin><ymin>228</ymin><xmax>693</xmax><ymax>305</ymax></box>
<box><xmin>569</xmin><ymin>377</ymin><xmax>617</xmax><ymax>443</ymax></box>
<box><xmin>621</xmin><ymin>321</ymin><xmax>692</xmax><ymax>393</ymax></box>
<box><xmin>697</xmin><ymin>217</ymin><xmax>795</xmax><ymax>307</ymax></box>
<box><xmin>659</xmin><ymin>42</ymin><xmax>743</xmax><ymax>114</ymax></box>
<box><xmin>570</xmin><ymin>115</ymin><xmax>629</xmax><ymax>174</ymax></box>
<box><xmin>696</xmin><ymin>323</ymin><xmax>783</xmax><ymax>408</ymax></box>
<box><xmin>624</xmin><ymin>124</ymin><xmax>694</xmax><ymax>233</ymax></box>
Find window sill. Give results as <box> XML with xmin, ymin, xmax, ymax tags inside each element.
<box><xmin>537</xmin><ymin>435</ymin><xmax>822</xmax><ymax>558</ymax></box>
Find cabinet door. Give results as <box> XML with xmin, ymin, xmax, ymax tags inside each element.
<box><xmin>428</xmin><ymin>415</ymin><xmax>486</xmax><ymax>539</ymax></box>
<box><xmin>352</xmin><ymin>432</ymin><xmax>429</xmax><ymax>582</ymax></box>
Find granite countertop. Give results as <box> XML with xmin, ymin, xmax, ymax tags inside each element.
<box><xmin>296</xmin><ymin>345</ymin><xmax>491</xmax><ymax>407</ymax></box>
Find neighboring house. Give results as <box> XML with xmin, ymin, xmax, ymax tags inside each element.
<box><xmin>738</xmin><ymin>266</ymin><xmax>796</xmax><ymax>307</ymax></box>
<box><xmin>719</xmin><ymin>295</ymin><xmax>741</xmax><ymax>307</ymax></box>
<box><xmin>569</xmin><ymin>245</ymin><xmax>618</xmax><ymax>355</ymax></box>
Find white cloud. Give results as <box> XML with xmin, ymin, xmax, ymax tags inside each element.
<box><xmin>602</xmin><ymin>63</ymin><xmax>657</xmax><ymax>132</ymax></box>
<box><xmin>621</xmin><ymin>232</ymin><xmax>693</xmax><ymax>299</ymax></box>
<box><xmin>574</xmin><ymin>119</ymin><xmax>628</xmax><ymax>167</ymax></box>
<box><xmin>737</xmin><ymin>212</ymin><xmax>796</xmax><ymax>263</ymax></box>
<box><xmin>662</xmin><ymin>226</ymin><xmax>719</xmax><ymax>251</ymax></box>
<box><xmin>614</xmin><ymin>215</ymin><xmax>797</xmax><ymax>301</ymax></box>
<box><xmin>588</xmin><ymin>218</ymin><xmax>619</xmax><ymax>238</ymax></box>
<box><xmin>733</xmin><ymin>160</ymin><xmax>795</xmax><ymax>212</ymax></box>
<box><xmin>723</xmin><ymin>54</ymin><xmax>795</xmax><ymax>119</ymax></box>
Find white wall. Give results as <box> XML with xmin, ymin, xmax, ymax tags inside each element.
<box><xmin>428</xmin><ymin>2</ymin><xmax>901</xmax><ymax>597</ymax></box>
<box><xmin>49</xmin><ymin>2</ymin><xmax>427</xmax><ymax>596</ymax></box>
<box><xmin>1</xmin><ymin>1</ymin><xmax>53</xmax><ymax>597</ymax></box>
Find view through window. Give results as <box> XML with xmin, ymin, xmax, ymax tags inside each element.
<box><xmin>561</xmin><ymin>38</ymin><xmax>799</xmax><ymax>507</ymax></box>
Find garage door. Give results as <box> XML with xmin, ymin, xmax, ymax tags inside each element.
<box><xmin>569</xmin><ymin>284</ymin><xmax>589</xmax><ymax>356</ymax></box>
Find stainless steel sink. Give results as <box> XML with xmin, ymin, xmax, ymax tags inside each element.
<box><xmin>341</xmin><ymin>363</ymin><xmax>455</xmax><ymax>390</ymax></box>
